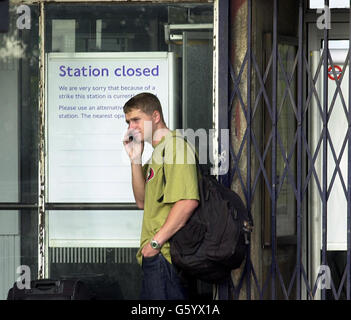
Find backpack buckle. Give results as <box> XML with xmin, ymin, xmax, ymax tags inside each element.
<box><xmin>243</xmin><ymin>221</ymin><xmax>253</xmax><ymax>245</ymax></box>
<box><xmin>243</xmin><ymin>220</ymin><xmax>253</xmax><ymax>233</ymax></box>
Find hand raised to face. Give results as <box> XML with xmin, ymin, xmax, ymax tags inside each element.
<box><xmin>123</xmin><ymin>128</ymin><xmax>144</xmax><ymax>163</ymax></box>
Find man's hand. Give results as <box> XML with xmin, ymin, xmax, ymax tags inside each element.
<box><xmin>141</xmin><ymin>242</ymin><xmax>160</xmax><ymax>258</ymax></box>
<box><xmin>123</xmin><ymin>129</ymin><xmax>144</xmax><ymax>163</ymax></box>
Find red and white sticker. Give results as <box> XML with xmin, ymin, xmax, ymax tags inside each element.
<box><xmin>328</xmin><ymin>65</ymin><xmax>342</xmax><ymax>81</ymax></box>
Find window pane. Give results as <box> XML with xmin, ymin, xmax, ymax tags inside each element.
<box><xmin>0</xmin><ymin>209</ymin><xmax>38</xmax><ymax>300</ymax></box>
<box><xmin>0</xmin><ymin>4</ymin><xmax>39</xmax><ymax>204</ymax></box>
<box><xmin>48</xmin><ymin>243</ymin><xmax>141</xmax><ymax>299</ymax></box>
<box><xmin>45</xmin><ymin>3</ymin><xmax>214</xmax><ymax>205</ymax></box>
<box><xmin>0</xmin><ymin>2</ymin><xmax>39</xmax><ymax>300</ymax></box>
<box><xmin>310</xmin><ymin>0</ymin><xmax>350</xmax><ymax>9</ymax></box>
<box><xmin>45</xmin><ymin>2</ymin><xmax>213</xmax><ymax>299</ymax></box>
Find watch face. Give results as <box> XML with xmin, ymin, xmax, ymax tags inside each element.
<box><xmin>151</xmin><ymin>240</ymin><xmax>160</xmax><ymax>249</ymax></box>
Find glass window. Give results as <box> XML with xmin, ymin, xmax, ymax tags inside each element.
<box><xmin>45</xmin><ymin>3</ymin><xmax>213</xmax><ymax>130</ymax></box>
<box><xmin>44</xmin><ymin>2</ymin><xmax>213</xmax><ymax>300</ymax></box>
<box><xmin>0</xmin><ymin>3</ymin><xmax>39</xmax><ymax>300</ymax></box>
<box><xmin>0</xmin><ymin>4</ymin><xmax>39</xmax><ymax>204</ymax></box>
<box><xmin>309</xmin><ymin>0</ymin><xmax>350</xmax><ymax>9</ymax></box>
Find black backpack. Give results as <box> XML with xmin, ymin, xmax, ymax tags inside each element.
<box><xmin>169</xmin><ymin>151</ymin><xmax>253</xmax><ymax>284</ymax></box>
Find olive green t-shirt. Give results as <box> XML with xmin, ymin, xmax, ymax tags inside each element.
<box><xmin>136</xmin><ymin>130</ymin><xmax>200</xmax><ymax>265</ymax></box>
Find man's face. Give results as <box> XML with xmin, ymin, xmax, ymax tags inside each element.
<box><xmin>125</xmin><ymin>108</ymin><xmax>154</xmax><ymax>142</ymax></box>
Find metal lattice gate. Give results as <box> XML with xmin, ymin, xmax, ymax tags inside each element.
<box><xmin>217</xmin><ymin>0</ymin><xmax>351</xmax><ymax>300</ymax></box>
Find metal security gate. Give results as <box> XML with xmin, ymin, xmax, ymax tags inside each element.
<box><xmin>216</xmin><ymin>0</ymin><xmax>351</xmax><ymax>300</ymax></box>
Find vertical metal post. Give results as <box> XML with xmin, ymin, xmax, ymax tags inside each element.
<box><xmin>296</xmin><ymin>0</ymin><xmax>304</xmax><ymax>300</ymax></box>
<box><xmin>38</xmin><ymin>2</ymin><xmax>46</xmax><ymax>280</ymax></box>
<box><xmin>215</xmin><ymin>0</ymin><xmax>229</xmax><ymax>300</ymax></box>
<box><xmin>217</xmin><ymin>0</ymin><xmax>229</xmax><ymax>187</ymax></box>
<box><xmin>347</xmin><ymin>3</ymin><xmax>351</xmax><ymax>301</ymax></box>
<box><xmin>246</xmin><ymin>0</ymin><xmax>252</xmax><ymax>300</ymax></box>
<box><xmin>321</xmin><ymin>0</ymin><xmax>329</xmax><ymax>301</ymax></box>
<box><xmin>271</xmin><ymin>0</ymin><xmax>278</xmax><ymax>300</ymax></box>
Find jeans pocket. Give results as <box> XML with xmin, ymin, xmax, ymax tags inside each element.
<box><xmin>142</xmin><ymin>253</ymin><xmax>160</xmax><ymax>268</ymax></box>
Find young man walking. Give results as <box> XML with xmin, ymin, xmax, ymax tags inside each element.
<box><xmin>123</xmin><ymin>92</ymin><xmax>199</xmax><ymax>300</ymax></box>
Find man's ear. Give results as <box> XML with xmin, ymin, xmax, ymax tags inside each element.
<box><xmin>152</xmin><ymin>110</ymin><xmax>161</xmax><ymax>124</ymax></box>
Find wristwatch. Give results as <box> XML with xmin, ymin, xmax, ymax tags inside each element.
<box><xmin>150</xmin><ymin>239</ymin><xmax>162</xmax><ymax>250</ymax></box>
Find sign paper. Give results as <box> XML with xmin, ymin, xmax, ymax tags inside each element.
<box><xmin>46</xmin><ymin>52</ymin><xmax>175</xmax><ymax>247</ymax></box>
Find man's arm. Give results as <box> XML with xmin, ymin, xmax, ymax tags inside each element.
<box><xmin>123</xmin><ymin>129</ymin><xmax>145</xmax><ymax>209</ymax></box>
<box><xmin>131</xmin><ymin>163</ymin><xmax>145</xmax><ymax>209</ymax></box>
<box><xmin>141</xmin><ymin>199</ymin><xmax>199</xmax><ymax>257</ymax></box>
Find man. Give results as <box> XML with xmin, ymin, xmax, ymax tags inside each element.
<box><xmin>123</xmin><ymin>92</ymin><xmax>199</xmax><ymax>300</ymax></box>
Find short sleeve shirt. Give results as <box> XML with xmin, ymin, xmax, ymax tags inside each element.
<box><xmin>136</xmin><ymin>130</ymin><xmax>199</xmax><ymax>265</ymax></box>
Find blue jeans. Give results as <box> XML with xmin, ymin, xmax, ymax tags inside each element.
<box><xmin>140</xmin><ymin>253</ymin><xmax>188</xmax><ymax>300</ymax></box>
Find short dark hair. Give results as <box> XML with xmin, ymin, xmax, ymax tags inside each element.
<box><xmin>123</xmin><ymin>92</ymin><xmax>165</xmax><ymax>123</ymax></box>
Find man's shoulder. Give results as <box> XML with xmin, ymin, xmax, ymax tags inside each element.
<box><xmin>162</xmin><ymin>131</ymin><xmax>198</xmax><ymax>166</ymax></box>
<box><xmin>164</xmin><ymin>130</ymin><xmax>193</xmax><ymax>149</ymax></box>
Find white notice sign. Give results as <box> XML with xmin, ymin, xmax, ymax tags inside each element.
<box><xmin>46</xmin><ymin>52</ymin><xmax>175</xmax><ymax>247</ymax></box>
<box><xmin>47</xmin><ymin>52</ymin><xmax>174</xmax><ymax>203</ymax></box>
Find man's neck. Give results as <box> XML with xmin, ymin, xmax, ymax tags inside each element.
<box><xmin>152</xmin><ymin>125</ymin><xmax>170</xmax><ymax>148</ymax></box>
